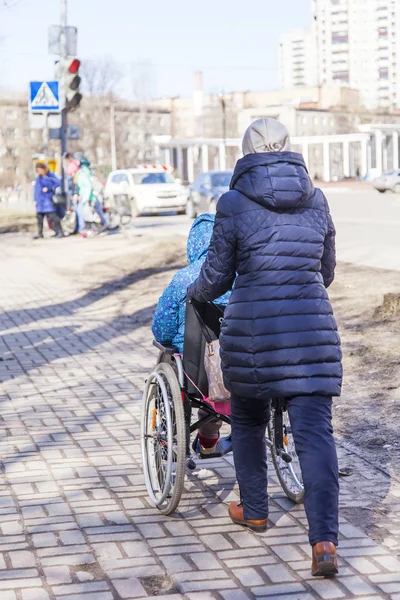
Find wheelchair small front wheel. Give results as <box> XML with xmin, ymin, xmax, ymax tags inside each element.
<box><xmin>268</xmin><ymin>404</ymin><xmax>305</xmax><ymax>504</ymax></box>
<box><xmin>106</xmin><ymin>208</ymin><xmax>121</xmax><ymax>230</ymax></box>
<box><xmin>61</xmin><ymin>210</ymin><xmax>77</xmax><ymax>236</ymax></box>
<box><xmin>141</xmin><ymin>363</ymin><xmax>186</xmax><ymax>514</ymax></box>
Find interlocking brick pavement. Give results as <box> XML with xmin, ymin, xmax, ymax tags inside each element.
<box><xmin>0</xmin><ymin>234</ymin><xmax>399</xmax><ymax>600</ymax></box>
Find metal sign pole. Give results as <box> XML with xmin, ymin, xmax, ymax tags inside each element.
<box><xmin>60</xmin><ymin>0</ymin><xmax>68</xmax><ymax>204</ymax></box>
<box><xmin>42</xmin><ymin>112</ymin><xmax>49</xmax><ymax>160</ymax></box>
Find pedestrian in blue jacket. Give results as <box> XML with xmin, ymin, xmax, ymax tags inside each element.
<box><xmin>188</xmin><ymin>118</ymin><xmax>342</xmax><ymax>577</ymax></box>
<box><xmin>33</xmin><ymin>163</ymin><xmax>63</xmax><ymax>239</ymax></box>
<box><xmin>152</xmin><ymin>213</ymin><xmax>230</xmax><ymax>455</ymax></box>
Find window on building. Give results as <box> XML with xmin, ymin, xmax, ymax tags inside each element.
<box><xmin>379</xmin><ymin>68</ymin><xmax>389</xmax><ymax>79</ymax></box>
<box><xmin>5</xmin><ymin>128</ymin><xmax>17</xmax><ymax>139</ymax></box>
<box><xmin>332</xmin><ymin>32</ymin><xmax>349</xmax><ymax>44</ymax></box>
<box><xmin>333</xmin><ymin>71</ymin><xmax>350</xmax><ymax>82</ymax></box>
<box><xmin>5</xmin><ymin>110</ymin><xmax>17</xmax><ymax>121</ymax></box>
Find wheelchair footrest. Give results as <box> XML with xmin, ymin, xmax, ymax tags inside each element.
<box><xmin>193</xmin><ymin>434</ymin><xmax>233</xmax><ymax>459</ymax></box>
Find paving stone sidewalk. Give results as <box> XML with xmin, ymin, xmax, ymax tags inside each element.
<box><xmin>0</xmin><ymin>237</ymin><xmax>399</xmax><ymax>600</ymax></box>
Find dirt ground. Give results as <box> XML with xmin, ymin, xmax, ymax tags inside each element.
<box><xmin>0</xmin><ymin>212</ymin><xmax>36</xmax><ymax>233</ymax></box>
<box><xmin>329</xmin><ymin>262</ymin><xmax>400</xmax><ymax>474</ymax></box>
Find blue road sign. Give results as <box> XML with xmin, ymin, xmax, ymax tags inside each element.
<box><xmin>30</xmin><ymin>81</ymin><xmax>60</xmax><ymax>112</ymax></box>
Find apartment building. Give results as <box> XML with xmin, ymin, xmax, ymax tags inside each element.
<box><xmin>279</xmin><ymin>29</ymin><xmax>318</xmax><ymax>89</ymax></box>
<box><xmin>314</xmin><ymin>0</ymin><xmax>400</xmax><ymax>108</ymax></box>
<box><xmin>282</xmin><ymin>0</ymin><xmax>400</xmax><ymax>109</ymax></box>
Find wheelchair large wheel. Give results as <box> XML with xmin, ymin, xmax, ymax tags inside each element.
<box><xmin>268</xmin><ymin>404</ymin><xmax>304</xmax><ymax>504</ymax></box>
<box><xmin>141</xmin><ymin>363</ymin><xmax>186</xmax><ymax>514</ymax></box>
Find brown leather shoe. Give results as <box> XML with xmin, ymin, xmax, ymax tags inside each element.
<box><xmin>312</xmin><ymin>542</ymin><xmax>338</xmax><ymax>577</ymax></box>
<box><xmin>228</xmin><ymin>502</ymin><xmax>268</xmax><ymax>533</ymax></box>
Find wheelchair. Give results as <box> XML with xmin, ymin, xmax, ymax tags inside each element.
<box><xmin>141</xmin><ymin>300</ymin><xmax>304</xmax><ymax>515</ymax></box>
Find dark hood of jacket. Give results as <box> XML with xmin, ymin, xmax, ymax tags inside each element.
<box><xmin>80</xmin><ymin>157</ymin><xmax>91</xmax><ymax>168</ymax></box>
<box><xmin>230</xmin><ymin>151</ymin><xmax>314</xmax><ymax>210</ymax></box>
<box><xmin>187</xmin><ymin>213</ymin><xmax>216</xmax><ymax>264</ymax></box>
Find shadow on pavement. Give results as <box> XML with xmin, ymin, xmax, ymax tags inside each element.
<box><xmin>0</xmin><ymin>264</ymin><xmax>179</xmax><ymax>335</ymax></box>
<box><xmin>0</xmin><ymin>303</ymin><xmax>157</xmax><ymax>385</ymax></box>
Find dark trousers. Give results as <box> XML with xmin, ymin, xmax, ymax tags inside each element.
<box><xmin>231</xmin><ymin>394</ymin><xmax>339</xmax><ymax>546</ymax></box>
<box><xmin>37</xmin><ymin>212</ymin><xmax>61</xmax><ymax>236</ymax></box>
<box><xmin>55</xmin><ymin>204</ymin><xmax>66</xmax><ymax>220</ymax></box>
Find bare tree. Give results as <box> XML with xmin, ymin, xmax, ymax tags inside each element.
<box><xmin>80</xmin><ymin>57</ymin><xmax>123</xmax><ymax>98</ymax></box>
<box><xmin>131</xmin><ymin>60</ymin><xmax>156</xmax><ymax>102</ymax></box>
<box><xmin>72</xmin><ymin>57</ymin><xmax>123</xmax><ymax>173</ymax></box>
<box><xmin>0</xmin><ymin>0</ymin><xmax>23</xmax><ymax>46</ymax></box>
<box><xmin>0</xmin><ymin>0</ymin><xmax>23</xmax><ymax>10</ymax></box>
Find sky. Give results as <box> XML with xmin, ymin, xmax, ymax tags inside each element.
<box><xmin>0</xmin><ymin>0</ymin><xmax>311</xmax><ymax>99</ymax></box>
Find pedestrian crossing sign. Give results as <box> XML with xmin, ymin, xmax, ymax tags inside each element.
<box><xmin>30</xmin><ymin>81</ymin><xmax>60</xmax><ymax>112</ymax></box>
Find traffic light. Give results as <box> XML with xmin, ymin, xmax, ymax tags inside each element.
<box><xmin>65</xmin><ymin>58</ymin><xmax>82</xmax><ymax>111</ymax></box>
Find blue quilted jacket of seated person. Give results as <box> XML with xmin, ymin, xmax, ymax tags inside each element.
<box><xmin>152</xmin><ymin>213</ymin><xmax>231</xmax><ymax>353</ymax></box>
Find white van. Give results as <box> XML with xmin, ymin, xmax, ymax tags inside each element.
<box><xmin>104</xmin><ymin>166</ymin><xmax>188</xmax><ymax>217</ymax></box>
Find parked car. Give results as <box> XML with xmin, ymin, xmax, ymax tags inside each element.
<box><xmin>103</xmin><ymin>167</ymin><xmax>188</xmax><ymax>217</ymax></box>
<box><xmin>187</xmin><ymin>170</ymin><xmax>233</xmax><ymax>218</ymax></box>
<box><xmin>373</xmin><ymin>170</ymin><xmax>400</xmax><ymax>193</ymax></box>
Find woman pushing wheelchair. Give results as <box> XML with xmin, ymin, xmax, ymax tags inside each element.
<box><xmin>152</xmin><ymin>118</ymin><xmax>342</xmax><ymax>579</ymax></box>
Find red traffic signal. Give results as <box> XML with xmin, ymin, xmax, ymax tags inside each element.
<box><xmin>65</xmin><ymin>59</ymin><xmax>82</xmax><ymax>110</ymax></box>
<box><xmin>54</xmin><ymin>58</ymin><xmax>82</xmax><ymax>111</ymax></box>
<box><xmin>68</xmin><ymin>59</ymin><xmax>81</xmax><ymax>74</ymax></box>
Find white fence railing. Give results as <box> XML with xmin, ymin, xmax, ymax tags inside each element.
<box><xmin>0</xmin><ymin>189</ymin><xmax>35</xmax><ymax>213</ymax></box>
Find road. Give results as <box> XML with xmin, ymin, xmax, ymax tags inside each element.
<box><xmin>125</xmin><ymin>187</ymin><xmax>400</xmax><ymax>272</ymax></box>
<box><xmin>326</xmin><ymin>188</ymin><xmax>400</xmax><ymax>271</ymax></box>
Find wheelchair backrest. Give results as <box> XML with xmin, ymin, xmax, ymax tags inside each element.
<box><xmin>183</xmin><ymin>299</ymin><xmax>225</xmax><ymax>397</ymax></box>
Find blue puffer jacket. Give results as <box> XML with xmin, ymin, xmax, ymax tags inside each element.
<box><xmin>188</xmin><ymin>152</ymin><xmax>342</xmax><ymax>399</ymax></box>
<box><xmin>34</xmin><ymin>172</ymin><xmax>60</xmax><ymax>213</ymax></box>
<box><xmin>152</xmin><ymin>214</ymin><xmax>230</xmax><ymax>353</ymax></box>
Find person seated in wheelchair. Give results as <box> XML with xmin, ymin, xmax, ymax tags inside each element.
<box><xmin>152</xmin><ymin>213</ymin><xmax>230</xmax><ymax>457</ymax></box>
